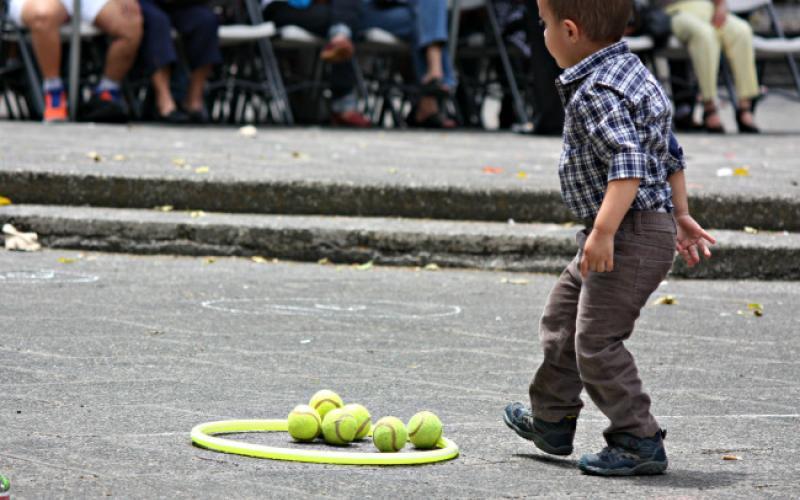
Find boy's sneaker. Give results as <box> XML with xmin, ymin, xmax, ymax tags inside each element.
<box><xmin>82</xmin><ymin>88</ymin><xmax>128</xmax><ymax>123</ymax></box>
<box><xmin>578</xmin><ymin>429</ymin><xmax>668</xmax><ymax>476</ymax></box>
<box><xmin>43</xmin><ymin>88</ymin><xmax>68</xmax><ymax>122</ymax></box>
<box><xmin>503</xmin><ymin>402</ymin><xmax>577</xmax><ymax>456</ymax></box>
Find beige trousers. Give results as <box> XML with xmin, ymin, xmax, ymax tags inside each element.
<box><xmin>667</xmin><ymin>0</ymin><xmax>760</xmax><ymax>101</ymax></box>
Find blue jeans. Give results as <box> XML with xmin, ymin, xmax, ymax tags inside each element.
<box><xmin>361</xmin><ymin>0</ymin><xmax>456</xmax><ymax>88</ymax></box>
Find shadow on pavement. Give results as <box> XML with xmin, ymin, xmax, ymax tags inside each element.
<box><xmin>514</xmin><ymin>454</ymin><xmax>744</xmax><ymax>489</ymax></box>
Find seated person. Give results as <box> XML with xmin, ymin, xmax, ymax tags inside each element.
<box><xmin>137</xmin><ymin>0</ymin><xmax>221</xmax><ymax>123</ymax></box>
<box><xmin>664</xmin><ymin>0</ymin><xmax>760</xmax><ymax>133</ymax></box>
<box><xmin>262</xmin><ymin>0</ymin><xmax>371</xmax><ymax>127</ymax></box>
<box><xmin>9</xmin><ymin>0</ymin><xmax>143</xmax><ymax>122</ymax></box>
<box><xmin>361</xmin><ymin>0</ymin><xmax>456</xmax><ymax>128</ymax></box>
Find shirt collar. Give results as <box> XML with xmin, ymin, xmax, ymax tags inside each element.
<box><xmin>558</xmin><ymin>40</ymin><xmax>630</xmax><ymax>87</ymax></box>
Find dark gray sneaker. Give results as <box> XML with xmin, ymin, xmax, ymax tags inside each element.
<box><xmin>579</xmin><ymin>429</ymin><xmax>668</xmax><ymax>476</ymax></box>
<box><xmin>503</xmin><ymin>402</ymin><xmax>577</xmax><ymax>455</ymax></box>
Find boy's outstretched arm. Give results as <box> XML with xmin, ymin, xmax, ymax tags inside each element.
<box><xmin>581</xmin><ymin>178</ymin><xmax>640</xmax><ymax>279</ymax></box>
<box><xmin>669</xmin><ymin>169</ymin><xmax>716</xmax><ymax>267</ymax></box>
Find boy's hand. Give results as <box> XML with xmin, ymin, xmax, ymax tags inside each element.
<box><xmin>675</xmin><ymin>214</ymin><xmax>716</xmax><ymax>267</ymax></box>
<box><xmin>580</xmin><ymin>229</ymin><xmax>615</xmax><ymax>279</ymax></box>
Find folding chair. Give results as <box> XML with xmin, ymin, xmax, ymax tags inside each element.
<box><xmin>728</xmin><ymin>0</ymin><xmax>800</xmax><ymax>98</ymax></box>
<box><xmin>207</xmin><ymin>0</ymin><xmax>293</xmax><ymax>124</ymax></box>
<box><xmin>1</xmin><ymin>0</ymin><xmax>42</xmax><ymax>118</ymax></box>
<box><xmin>449</xmin><ymin>0</ymin><xmax>531</xmax><ymax>129</ymax></box>
<box><xmin>355</xmin><ymin>27</ymin><xmax>412</xmax><ymax>127</ymax></box>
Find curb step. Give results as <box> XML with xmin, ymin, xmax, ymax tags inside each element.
<box><xmin>1</xmin><ymin>171</ymin><xmax>799</xmax><ymax>232</ymax></box>
<box><xmin>2</xmin><ymin>204</ymin><xmax>799</xmax><ymax>280</ymax></box>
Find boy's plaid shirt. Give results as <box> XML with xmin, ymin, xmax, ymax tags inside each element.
<box><xmin>555</xmin><ymin>41</ymin><xmax>685</xmax><ymax>221</ymax></box>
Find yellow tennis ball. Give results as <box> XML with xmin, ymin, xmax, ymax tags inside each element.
<box><xmin>321</xmin><ymin>408</ymin><xmax>358</xmax><ymax>446</ymax></box>
<box><xmin>372</xmin><ymin>416</ymin><xmax>407</xmax><ymax>452</ymax></box>
<box><xmin>343</xmin><ymin>403</ymin><xmax>372</xmax><ymax>440</ymax></box>
<box><xmin>287</xmin><ymin>404</ymin><xmax>322</xmax><ymax>442</ymax></box>
<box><xmin>407</xmin><ymin>411</ymin><xmax>443</xmax><ymax>449</ymax></box>
<box><xmin>309</xmin><ymin>389</ymin><xmax>344</xmax><ymax>419</ymax></box>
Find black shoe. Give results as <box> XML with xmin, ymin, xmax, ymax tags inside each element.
<box><xmin>503</xmin><ymin>402</ymin><xmax>577</xmax><ymax>456</ymax></box>
<box><xmin>157</xmin><ymin>109</ymin><xmax>190</xmax><ymax>124</ymax></box>
<box><xmin>579</xmin><ymin>429</ymin><xmax>668</xmax><ymax>476</ymax></box>
<box><xmin>82</xmin><ymin>91</ymin><xmax>128</xmax><ymax>123</ymax></box>
<box><xmin>185</xmin><ymin>108</ymin><xmax>209</xmax><ymax>125</ymax></box>
<box><xmin>736</xmin><ymin>109</ymin><xmax>760</xmax><ymax>134</ymax></box>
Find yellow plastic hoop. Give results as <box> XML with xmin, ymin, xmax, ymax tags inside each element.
<box><xmin>191</xmin><ymin>419</ymin><xmax>459</xmax><ymax>466</ymax></box>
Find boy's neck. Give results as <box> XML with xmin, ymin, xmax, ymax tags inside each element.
<box><xmin>566</xmin><ymin>40</ymin><xmax>618</xmax><ymax>69</ymax></box>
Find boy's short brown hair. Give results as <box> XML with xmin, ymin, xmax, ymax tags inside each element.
<box><xmin>548</xmin><ymin>0</ymin><xmax>632</xmax><ymax>43</ymax></box>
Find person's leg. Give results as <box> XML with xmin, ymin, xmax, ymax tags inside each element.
<box><xmin>20</xmin><ymin>0</ymin><xmax>68</xmax><ymax>80</ymax></box>
<box><xmin>92</xmin><ymin>0</ymin><xmax>143</xmax><ymax>83</ymax></box>
<box><xmin>667</xmin><ymin>1</ymin><xmax>722</xmax><ymax>130</ymax></box>
<box><xmin>717</xmin><ymin>13</ymin><xmax>760</xmax><ymax>131</ymax></box>
<box><xmin>138</xmin><ymin>0</ymin><xmax>179</xmax><ymax>117</ymax></box>
<box><xmin>414</xmin><ymin>0</ymin><xmax>454</xmax><ymax>89</ymax></box>
<box><xmin>526</xmin><ymin>0</ymin><xmax>563</xmax><ymax>135</ymax></box>
<box><xmin>167</xmin><ymin>4</ymin><xmax>221</xmax><ymax>114</ymax></box>
<box><xmin>529</xmin><ymin>254</ymin><xmax>584</xmax><ymax>420</ymax></box>
<box><xmin>19</xmin><ymin>0</ymin><xmax>69</xmax><ymax>120</ymax></box>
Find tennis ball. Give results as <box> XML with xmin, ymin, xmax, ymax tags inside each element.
<box><xmin>309</xmin><ymin>389</ymin><xmax>344</xmax><ymax>419</ymax></box>
<box><xmin>407</xmin><ymin>411</ymin><xmax>443</xmax><ymax>449</ymax></box>
<box><xmin>372</xmin><ymin>416</ymin><xmax>407</xmax><ymax>452</ymax></box>
<box><xmin>287</xmin><ymin>404</ymin><xmax>322</xmax><ymax>442</ymax></box>
<box><xmin>343</xmin><ymin>403</ymin><xmax>372</xmax><ymax>440</ymax></box>
<box><xmin>321</xmin><ymin>408</ymin><xmax>358</xmax><ymax>445</ymax></box>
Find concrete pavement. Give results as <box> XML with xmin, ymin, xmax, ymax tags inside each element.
<box><xmin>1</xmin><ymin>249</ymin><xmax>799</xmax><ymax>498</ymax></box>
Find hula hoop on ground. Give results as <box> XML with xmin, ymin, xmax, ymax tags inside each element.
<box><xmin>191</xmin><ymin>419</ymin><xmax>459</xmax><ymax>466</ymax></box>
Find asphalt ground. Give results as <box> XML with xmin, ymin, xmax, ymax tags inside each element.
<box><xmin>1</xmin><ymin>249</ymin><xmax>798</xmax><ymax>498</ymax></box>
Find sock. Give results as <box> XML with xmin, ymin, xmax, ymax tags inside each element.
<box><xmin>43</xmin><ymin>78</ymin><xmax>64</xmax><ymax>93</ymax></box>
<box><xmin>96</xmin><ymin>77</ymin><xmax>120</xmax><ymax>92</ymax></box>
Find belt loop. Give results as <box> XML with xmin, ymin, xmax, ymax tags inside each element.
<box><xmin>634</xmin><ymin>211</ymin><xmax>642</xmax><ymax>235</ymax></box>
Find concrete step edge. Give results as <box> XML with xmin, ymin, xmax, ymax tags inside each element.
<box><xmin>1</xmin><ymin>170</ymin><xmax>798</xmax><ymax>232</ymax></box>
<box><xmin>2</xmin><ymin>204</ymin><xmax>800</xmax><ymax>280</ymax></box>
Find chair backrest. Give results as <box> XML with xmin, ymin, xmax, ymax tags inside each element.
<box><xmin>727</xmin><ymin>0</ymin><xmax>771</xmax><ymax>15</ymax></box>
<box><xmin>449</xmin><ymin>0</ymin><xmax>487</xmax><ymax>11</ymax></box>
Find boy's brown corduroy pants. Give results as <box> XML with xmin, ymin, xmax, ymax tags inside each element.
<box><xmin>529</xmin><ymin>211</ymin><xmax>676</xmax><ymax>438</ymax></box>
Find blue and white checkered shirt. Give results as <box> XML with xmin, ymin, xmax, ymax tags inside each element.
<box><xmin>555</xmin><ymin>41</ymin><xmax>685</xmax><ymax>221</ymax></box>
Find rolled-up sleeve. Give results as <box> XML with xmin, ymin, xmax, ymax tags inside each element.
<box><xmin>666</xmin><ymin>131</ymin><xmax>686</xmax><ymax>175</ymax></box>
<box><xmin>575</xmin><ymin>85</ymin><xmax>653</xmax><ymax>183</ymax></box>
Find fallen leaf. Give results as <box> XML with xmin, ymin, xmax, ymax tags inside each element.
<box><xmin>172</xmin><ymin>158</ymin><xmax>187</xmax><ymax>167</ymax></box>
<box><xmin>189</xmin><ymin>211</ymin><xmax>206</xmax><ymax>218</ymax></box>
<box><xmin>516</xmin><ymin>171</ymin><xmax>528</xmax><ymax>179</ymax></box>
<box><xmin>424</xmin><ymin>263</ymin><xmax>440</xmax><ymax>271</ymax></box>
<box><xmin>239</xmin><ymin>125</ymin><xmax>257</xmax><ymax>138</ymax></box>
<box><xmin>0</xmin><ymin>196</ymin><xmax>11</xmax><ymax>206</ymax></box>
<box><xmin>112</xmin><ymin>154</ymin><xmax>126</xmax><ymax>161</ymax></box>
<box><xmin>194</xmin><ymin>166</ymin><xmax>210</xmax><ymax>174</ymax></box>
<box><xmin>748</xmin><ymin>303</ymin><xmax>764</xmax><ymax>317</ymax></box>
<box><xmin>355</xmin><ymin>261</ymin><xmax>373</xmax><ymax>271</ymax></box>
<box><xmin>653</xmin><ymin>295</ymin><xmax>678</xmax><ymax>305</ymax></box>
<box><xmin>204</xmin><ymin>257</ymin><xmax>216</xmax><ymax>264</ymax></box>
<box><xmin>58</xmin><ymin>257</ymin><xmax>76</xmax><ymax>264</ymax></box>
<box><xmin>318</xmin><ymin>258</ymin><xmax>330</xmax><ymax>265</ymax></box>
<box><xmin>501</xmin><ymin>278</ymin><xmax>530</xmax><ymax>285</ymax></box>
<box><xmin>388</xmin><ymin>168</ymin><xmax>398</xmax><ymax>174</ymax></box>
<box><xmin>86</xmin><ymin>151</ymin><xmax>102</xmax><ymax>162</ymax></box>
<box><xmin>743</xmin><ymin>226</ymin><xmax>758</xmax><ymax>234</ymax></box>
<box><xmin>291</xmin><ymin>151</ymin><xmax>310</xmax><ymax>160</ymax></box>
<box><xmin>300</xmin><ymin>339</ymin><xmax>311</xmax><ymax>344</ymax></box>
<box><xmin>154</xmin><ymin>205</ymin><xmax>174</xmax><ymax>212</ymax></box>
<box><xmin>722</xmin><ymin>455</ymin><xmax>742</xmax><ymax>461</ymax></box>
<box><xmin>251</xmin><ymin>256</ymin><xmax>268</xmax><ymax>264</ymax></box>
<box><xmin>483</xmin><ymin>166</ymin><xmax>504</xmax><ymax>174</ymax></box>
<box><xmin>733</xmin><ymin>166</ymin><xmax>751</xmax><ymax>177</ymax></box>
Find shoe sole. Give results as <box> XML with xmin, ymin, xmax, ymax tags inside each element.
<box><xmin>579</xmin><ymin>460</ymin><xmax>668</xmax><ymax>476</ymax></box>
<box><xmin>502</xmin><ymin>412</ymin><xmax>573</xmax><ymax>456</ymax></box>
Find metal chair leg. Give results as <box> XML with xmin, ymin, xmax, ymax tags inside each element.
<box><xmin>485</xmin><ymin>0</ymin><xmax>530</xmax><ymax>126</ymax></box>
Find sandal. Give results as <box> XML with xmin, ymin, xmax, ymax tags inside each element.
<box><xmin>702</xmin><ymin>103</ymin><xmax>725</xmax><ymax>134</ymax></box>
<box><xmin>420</xmin><ymin>78</ymin><xmax>450</xmax><ymax>99</ymax></box>
<box><xmin>736</xmin><ymin>104</ymin><xmax>760</xmax><ymax>134</ymax></box>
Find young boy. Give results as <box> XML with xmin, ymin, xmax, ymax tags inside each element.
<box><xmin>503</xmin><ymin>0</ymin><xmax>716</xmax><ymax>476</ymax></box>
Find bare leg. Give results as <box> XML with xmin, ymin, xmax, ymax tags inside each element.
<box><xmin>703</xmin><ymin>100</ymin><xmax>723</xmax><ymax>130</ymax></box>
<box><xmin>93</xmin><ymin>0</ymin><xmax>143</xmax><ymax>82</ymax></box>
<box><xmin>184</xmin><ymin>64</ymin><xmax>212</xmax><ymax>112</ymax></box>
<box><xmin>738</xmin><ymin>98</ymin><xmax>757</xmax><ymax>128</ymax></box>
<box><xmin>21</xmin><ymin>0</ymin><xmax>69</xmax><ymax>79</ymax></box>
<box><xmin>423</xmin><ymin>43</ymin><xmax>444</xmax><ymax>84</ymax></box>
<box><xmin>151</xmin><ymin>66</ymin><xmax>176</xmax><ymax>116</ymax></box>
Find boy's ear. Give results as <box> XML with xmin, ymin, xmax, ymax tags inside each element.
<box><xmin>563</xmin><ymin>19</ymin><xmax>580</xmax><ymax>42</ymax></box>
